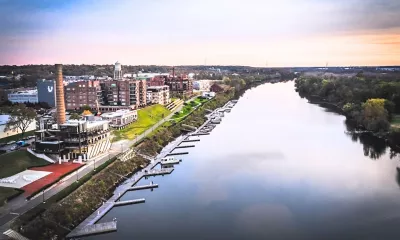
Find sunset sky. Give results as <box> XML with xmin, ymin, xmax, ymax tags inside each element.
<box><xmin>0</xmin><ymin>0</ymin><xmax>399</xmax><ymax>67</ymax></box>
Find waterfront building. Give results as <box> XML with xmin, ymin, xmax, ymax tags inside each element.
<box><xmin>101</xmin><ymin>109</ymin><xmax>137</xmax><ymax>129</ymax></box>
<box><xmin>8</xmin><ymin>89</ymin><xmax>38</xmax><ymax>103</ymax></box>
<box><xmin>32</xmin><ymin>64</ymin><xmax>111</xmax><ymax>162</ymax></box>
<box><xmin>34</xmin><ymin>119</ymin><xmax>111</xmax><ymax>162</ymax></box>
<box><xmin>147</xmin><ymin>86</ymin><xmax>170</xmax><ymax>105</ymax></box>
<box><xmin>164</xmin><ymin>74</ymin><xmax>193</xmax><ymax>98</ymax></box>
<box><xmin>100</xmin><ymin>80</ymin><xmax>147</xmax><ymax>109</ymax></box>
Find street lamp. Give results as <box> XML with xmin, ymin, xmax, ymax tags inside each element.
<box><xmin>93</xmin><ymin>158</ymin><xmax>96</xmax><ymax>171</ymax></box>
<box><xmin>42</xmin><ymin>190</ymin><xmax>45</xmax><ymax>203</ymax></box>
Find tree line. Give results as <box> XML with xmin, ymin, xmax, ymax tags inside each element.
<box><xmin>295</xmin><ymin>73</ymin><xmax>400</xmax><ymax>132</ymax></box>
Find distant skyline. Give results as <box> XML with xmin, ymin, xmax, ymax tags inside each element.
<box><xmin>1</xmin><ymin>0</ymin><xmax>399</xmax><ymax>67</ymax></box>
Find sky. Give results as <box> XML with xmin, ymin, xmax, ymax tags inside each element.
<box><xmin>0</xmin><ymin>0</ymin><xmax>399</xmax><ymax>67</ymax></box>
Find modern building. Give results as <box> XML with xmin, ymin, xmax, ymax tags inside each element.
<box><xmin>34</xmin><ymin>119</ymin><xmax>111</xmax><ymax>162</ymax></box>
<box><xmin>147</xmin><ymin>86</ymin><xmax>170</xmax><ymax>105</ymax></box>
<box><xmin>202</xmin><ymin>91</ymin><xmax>216</xmax><ymax>99</ymax></box>
<box><xmin>101</xmin><ymin>109</ymin><xmax>137</xmax><ymax>129</ymax></box>
<box><xmin>8</xmin><ymin>89</ymin><xmax>38</xmax><ymax>103</ymax></box>
<box><xmin>100</xmin><ymin>80</ymin><xmax>147</xmax><ymax>108</ymax></box>
<box><xmin>37</xmin><ymin>79</ymin><xmax>56</xmax><ymax>107</ymax></box>
<box><xmin>64</xmin><ymin>80</ymin><xmax>103</xmax><ymax>110</ymax></box>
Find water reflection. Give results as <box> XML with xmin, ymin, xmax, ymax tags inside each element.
<box><xmin>85</xmin><ymin>82</ymin><xmax>400</xmax><ymax>240</ymax></box>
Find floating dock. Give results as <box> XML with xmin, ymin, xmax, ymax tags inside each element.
<box><xmin>166</xmin><ymin>152</ymin><xmax>189</xmax><ymax>156</ymax></box>
<box><xmin>191</xmin><ymin>133</ymin><xmax>210</xmax><ymax>136</ymax></box>
<box><xmin>114</xmin><ymin>198</ymin><xmax>145</xmax><ymax>207</ymax></box>
<box><xmin>144</xmin><ymin>168</ymin><xmax>174</xmax><ymax>177</ymax></box>
<box><xmin>182</xmin><ymin>139</ymin><xmax>200</xmax><ymax>143</ymax></box>
<box><xmin>67</xmin><ymin>222</ymin><xmax>117</xmax><ymax>238</ymax></box>
<box><xmin>128</xmin><ymin>184</ymin><xmax>158</xmax><ymax>191</ymax></box>
<box><xmin>174</xmin><ymin>145</ymin><xmax>195</xmax><ymax>149</ymax></box>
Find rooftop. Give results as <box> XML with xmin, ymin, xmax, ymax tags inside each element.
<box><xmin>101</xmin><ymin>109</ymin><xmax>137</xmax><ymax>118</ymax></box>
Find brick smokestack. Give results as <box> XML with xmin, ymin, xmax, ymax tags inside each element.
<box><xmin>55</xmin><ymin>64</ymin><xmax>66</xmax><ymax>125</ymax></box>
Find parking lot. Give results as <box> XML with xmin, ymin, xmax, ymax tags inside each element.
<box><xmin>0</xmin><ymin>136</ymin><xmax>35</xmax><ymax>152</ymax></box>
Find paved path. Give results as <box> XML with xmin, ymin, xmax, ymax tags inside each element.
<box><xmin>0</xmin><ymin>101</ymin><xmax>186</xmax><ymax>239</ymax></box>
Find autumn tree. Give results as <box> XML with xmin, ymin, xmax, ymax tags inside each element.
<box><xmin>0</xmin><ymin>104</ymin><xmax>37</xmax><ymax>139</ymax></box>
<box><xmin>362</xmin><ymin>98</ymin><xmax>390</xmax><ymax>132</ymax></box>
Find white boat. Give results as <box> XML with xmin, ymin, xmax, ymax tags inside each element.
<box><xmin>160</xmin><ymin>157</ymin><xmax>181</xmax><ymax>165</ymax></box>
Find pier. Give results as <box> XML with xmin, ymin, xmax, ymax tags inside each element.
<box><xmin>128</xmin><ymin>183</ymin><xmax>159</xmax><ymax>191</ymax></box>
<box><xmin>166</xmin><ymin>152</ymin><xmax>189</xmax><ymax>156</ymax></box>
<box><xmin>182</xmin><ymin>139</ymin><xmax>200</xmax><ymax>143</ymax></box>
<box><xmin>67</xmin><ymin>222</ymin><xmax>117</xmax><ymax>238</ymax></box>
<box><xmin>114</xmin><ymin>198</ymin><xmax>145</xmax><ymax>207</ymax></box>
<box><xmin>144</xmin><ymin>168</ymin><xmax>174</xmax><ymax>176</ymax></box>
<box><xmin>175</xmin><ymin>145</ymin><xmax>195</xmax><ymax>149</ymax></box>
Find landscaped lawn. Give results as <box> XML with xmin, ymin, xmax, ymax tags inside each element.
<box><xmin>0</xmin><ymin>187</ymin><xmax>23</xmax><ymax>207</ymax></box>
<box><xmin>171</xmin><ymin>97</ymin><xmax>209</xmax><ymax>122</ymax></box>
<box><xmin>112</xmin><ymin>104</ymin><xmax>171</xmax><ymax>142</ymax></box>
<box><xmin>0</xmin><ymin>150</ymin><xmax>50</xmax><ymax>178</ymax></box>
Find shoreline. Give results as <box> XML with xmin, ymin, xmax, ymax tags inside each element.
<box><xmin>66</xmin><ymin>99</ymin><xmax>237</xmax><ymax>238</ymax></box>
<box><xmin>13</xmin><ymin>91</ymin><xmax>236</xmax><ymax>239</ymax></box>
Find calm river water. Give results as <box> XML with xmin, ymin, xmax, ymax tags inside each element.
<box><xmin>87</xmin><ymin>82</ymin><xmax>400</xmax><ymax>240</ymax></box>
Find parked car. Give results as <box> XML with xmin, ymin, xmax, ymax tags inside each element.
<box><xmin>28</xmin><ymin>136</ymin><xmax>35</xmax><ymax>139</ymax></box>
<box><xmin>0</xmin><ymin>143</ymin><xmax>6</xmax><ymax>147</ymax></box>
<box><xmin>10</xmin><ymin>145</ymin><xmax>19</xmax><ymax>151</ymax></box>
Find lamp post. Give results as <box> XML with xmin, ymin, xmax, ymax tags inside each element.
<box><xmin>42</xmin><ymin>190</ymin><xmax>45</xmax><ymax>203</ymax></box>
<box><xmin>93</xmin><ymin>158</ymin><xmax>96</xmax><ymax>171</ymax></box>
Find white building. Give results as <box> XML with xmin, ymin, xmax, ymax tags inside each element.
<box><xmin>147</xmin><ymin>86</ymin><xmax>170</xmax><ymax>105</ymax></box>
<box><xmin>101</xmin><ymin>109</ymin><xmax>137</xmax><ymax>128</ymax></box>
<box><xmin>8</xmin><ymin>90</ymin><xmax>38</xmax><ymax>103</ymax></box>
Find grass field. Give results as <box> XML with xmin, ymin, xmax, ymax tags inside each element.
<box><xmin>0</xmin><ymin>130</ymin><xmax>35</xmax><ymax>144</ymax></box>
<box><xmin>112</xmin><ymin>104</ymin><xmax>171</xmax><ymax>142</ymax></box>
<box><xmin>391</xmin><ymin>114</ymin><xmax>400</xmax><ymax>129</ymax></box>
<box><xmin>0</xmin><ymin>187</ymin><xmax>23</xmax><ymax>207</ymax></box>
<box><xmin>172</xmin><ymin>97</ymin><xmax>209</xmax><ymax>121</ymax></box>
<box><xmin>0</xmin><ymin>150</ymin><xmax>50</xmax><ymax>178</ymax></box>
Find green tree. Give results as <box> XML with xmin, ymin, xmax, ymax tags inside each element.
<box><xmin>362</xmin><ymin>98</ymin><xmax>390</xmax><ymax>132</ymax></box>
<box><xmin>0</xmin><ymin>104</ymin><xmax>36</xmax><ymax>139</ymax></box>
<box><xmin>80</xmin><ymin>105</ymin><xmax>91</xmax><ymax>111</ymax></box>
<box><xmin>69</xmin><ymin>113</ymin><xmax>81</xmax><ymax>120</ymax></box>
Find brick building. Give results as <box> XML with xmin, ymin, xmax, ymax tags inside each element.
<box><xmin>65</xmin><ymin>80</ymin><xmax>102</xmax><ymax>110</ymax></box>
<box><xmin>164</xmin><ymin>74</ymin><xmax>193</xmax><ymax>98</ymax></box>
<box><xmin>100</xmin><ymin>80</ymin><xmax>147</xmax><ymax>109</ymax></box>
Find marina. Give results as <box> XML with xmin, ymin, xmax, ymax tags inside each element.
<box><xmin>66</xmin><ymin>100</ymin><xmax>237</xmax><ymax>239</ymax></box>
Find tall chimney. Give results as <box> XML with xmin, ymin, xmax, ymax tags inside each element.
<box><xmin>55</xmin><ymin>64</ymin><xmax>66</xmax><ymax>125</ymax></box>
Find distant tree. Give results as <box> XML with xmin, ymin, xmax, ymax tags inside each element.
<box><xmin>0</xmin><ymin>104</ymin><xmax>36</xmax><ymax>139</ymax></box>
<box><xmin>80</xmin><ymin>105</ymin><xmax>91</xmax><ymax>111</ymax></box>
<box><xmin>69</xmin><ymin>113</ymin><xmax>81</xmax><ymax>120</ymax></box>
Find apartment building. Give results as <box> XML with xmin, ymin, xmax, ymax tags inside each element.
<box><xmin>64</xmin><ymin>80</ymin><xmax>102</xmax><ymax>110</ymax></box>
<box><xmin>100</xmin><ymin>80</ymin><xmax>147</xmax><ymax>109</ymax></box>
<box><xmin>147</xmin><ymin>86</ymin><xmax>170</xmax><ymax>105</ymax></box>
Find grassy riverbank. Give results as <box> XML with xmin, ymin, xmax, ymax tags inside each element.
<box><xmin>112</xmin><ymin>104</ymin><xmax>170</xmax><ymax>142</ymax></box>
<box><xmin>11</xmin><ymin>91</ymin><xmax>234</xmax><ymax>239</ymax></box>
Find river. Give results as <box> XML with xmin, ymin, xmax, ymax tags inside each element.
<box><xmin>86</xmin><ymin>82</ymin><xmax>400</xmax><ymax>240</ymax></box>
